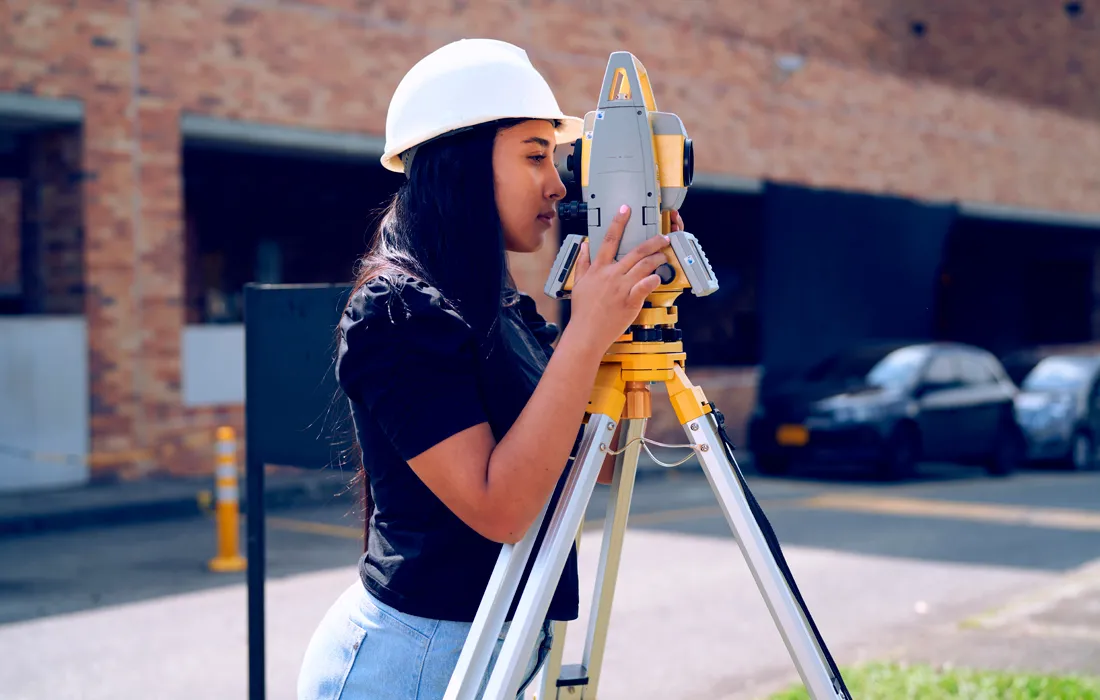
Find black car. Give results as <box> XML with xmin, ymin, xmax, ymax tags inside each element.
<box><xmin>748</xmin><ymin>341</ymin><xmax>1024</xmax><ymax>479</ymax></box>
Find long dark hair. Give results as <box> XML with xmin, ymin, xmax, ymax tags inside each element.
<box><xmin>344</xmin><ymin>117</ymin><xmax>559</xmax><ymax>546</ymax></box>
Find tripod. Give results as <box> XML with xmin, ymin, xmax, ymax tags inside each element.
<box><xmin>443</xmin><ymin>305</ymin><xmax>851</xmax><ymax>699</ymax></box>
<box><xmin>445</xmin><ymin>49</ymin><xmax>849</xmax><ymax>700</ymax></box>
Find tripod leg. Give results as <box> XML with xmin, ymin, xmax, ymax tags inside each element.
<box><xmin>480</xmin><ymin>412</ymin><xmax>619</xmax><ymax>700</ymax></box>
<box><xmin>669</xmin><ymin>369</ymin><xmax>847</xmax><ymax>698</ymax></box>
<box><xmin>533</xmin><ymin>417</ymin><xmax>645</xmax><ymax>700</ymax></box>
<box><xmin>445</xmin><ymin>497</ymin><xmax>552</xmax><ymax>700</ymax></box>
<box><xmin>574</xmin><ymin>416</ymin><xmax>645</xmax><ymax>697</ymax></box>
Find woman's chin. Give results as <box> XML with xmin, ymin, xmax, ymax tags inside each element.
<box><xmin>525</xmin><ymin>235</ymin><xmax>544</xmax><ymax>253</ymax></box>
<box><xmin>511</xmin><ymin>232</ymin><xmax>544</xmax><ymax>254</ymax></box>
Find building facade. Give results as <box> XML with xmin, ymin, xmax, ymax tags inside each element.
<box><xmin>1</xmin><ymin>1</ymin><xmax>1097</xmax><ymax>489</ymax></box>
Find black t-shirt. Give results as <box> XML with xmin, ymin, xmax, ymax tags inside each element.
<box><xmin>335</xmin><ymin>272</ymin><xmax>580</xmax><ymax>623</ymax></box>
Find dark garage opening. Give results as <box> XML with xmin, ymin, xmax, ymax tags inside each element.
<box><xmin>0</xmin><ymin>125</ymin><xmax>84</xmax><ymax>317</ymax></box>
<box><xmin>934</xmin><ymin>215</ymin><xmax>1100</xmax><ymax>358</ymax></box>
<box><xmin>673</xmin><ymin>187</ymin><xmax>763</xmax><ymax>367</ymax></box>
<box><xmin>183</xmin><ymin>143</ymin><xmax>765</xmax><ymax>369</ymax></box>
<box><xmin>183</xmin><ymin>146</ymin><xmax>403</xmax><ymax>324</ymax></box>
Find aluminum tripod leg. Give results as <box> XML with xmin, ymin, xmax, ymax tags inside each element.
<box><xmin>480</xmin><ymin>412</ymin><xmax>616</xmax><ymax>699</ymax></box>
<box><xmin>685</xmin><ymin>413</ymin><xmax>846</xmax><ymax>699</ymax></box>
<box><xmin>534</xmin><ymin>418</ymin><xmax>646</xmax><ymax>699</ymax></box>
<box><xmin>443</xmin><ymin>497</ymin><xmax>551</xmax><ymax>699</ymax></box>
<box><xmin>446</xmin><ymin>412</ymin><xmax>618</xmax><ymax>700</ymax></box>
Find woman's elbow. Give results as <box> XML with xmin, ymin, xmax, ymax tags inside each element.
<box><xmin>474</xmin><ymin>510</ymin><xmax>532</xmax><ymax>545</ymax></box>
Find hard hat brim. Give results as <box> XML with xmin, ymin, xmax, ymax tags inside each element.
<box><xmin>381</xmin><ymin>114</ymin><xmax>585</xmax><ymax>174</ymax></box>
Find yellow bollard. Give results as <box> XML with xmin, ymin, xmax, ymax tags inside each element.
<box><xmin>208</xmin><ymin>426</ymin><xmax>247</xmax><ymax>573</ymax></box>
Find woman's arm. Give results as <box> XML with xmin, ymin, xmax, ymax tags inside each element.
<box><xmin>406</xmin><ymin>206</ymin><xmax>669</xmax><ymax>543</ymax></box>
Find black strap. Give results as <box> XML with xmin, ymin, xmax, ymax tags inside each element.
<box><xmin>709</xmin><ymin>403</ymin><xmax>852</xmax><ymax>700</ymax></box>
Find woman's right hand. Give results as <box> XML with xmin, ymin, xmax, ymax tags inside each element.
<box><xmin>567</xmin><ymin>204</ymin><xmax>670</xmax><ymax>356</ymax></box>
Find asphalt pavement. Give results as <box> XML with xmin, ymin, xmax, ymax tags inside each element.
<box><xmin>1</xmin><ymin>461</ymin><xmax>1099</xmax><ymax>699</ymax></box>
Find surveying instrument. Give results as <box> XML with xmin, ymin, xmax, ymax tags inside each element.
<box><xmin>445</xmin><ymin>52</ymin><xmax>851</xmax><ymax>700</ymax></box>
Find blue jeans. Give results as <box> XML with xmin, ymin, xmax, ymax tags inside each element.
<box><xmin>298</xmin><ymin>580</ymin><xmax>554</xmax><ymax>699</ymax></box>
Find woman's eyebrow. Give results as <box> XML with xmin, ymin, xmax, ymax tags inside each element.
<box><xmin>523</xmin><ymin>136</ymin><xmax>551</xmax><ymax>148</ymax></box>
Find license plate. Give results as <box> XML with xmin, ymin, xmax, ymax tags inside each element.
<box><xmin>776</xmin><ymin>424</ymin><xmax>809</xmax><ymax>447</ymax></box>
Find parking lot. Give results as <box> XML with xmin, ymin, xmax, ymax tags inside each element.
<box><xmin>1</xmin><ymin>460</ymin><xmax>1098</xmax><ymax>699</ymax></box>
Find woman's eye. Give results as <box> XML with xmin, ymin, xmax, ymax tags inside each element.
<box><xmin>529</xmin><ymin>154</ymin><xmax>546</xmax><ymax>163</ymax></box>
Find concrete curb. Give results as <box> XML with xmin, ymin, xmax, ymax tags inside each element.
<box><xmin>0</xmin><ymin>471</ymin><xmax>357</xmax><ymax>538</ymax></box>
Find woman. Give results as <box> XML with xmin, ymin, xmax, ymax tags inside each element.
<box><xmin>297</xmin><ymin>38</ymin><xmax>683</xmax><ymax>699</ymax></box>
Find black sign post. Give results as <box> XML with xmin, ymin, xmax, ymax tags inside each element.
<box><xmin>242</xmin><ymin>282</ymin><xmax>353</xmax><ymax>700</ymax></box>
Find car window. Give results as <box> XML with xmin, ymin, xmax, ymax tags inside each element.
<box><xmin>957</xmin><ymin>353</ymin><xmax>997</xmax><ymax>385</ymax></box>
<box><xmin>923</xmin><ymin>353</ymin><xmax>959</xmax><ymax>385</ymax></box>
<box><xmin>1023</xmin><ymin>356</ymin><xmax>1097</xmax><ymax>392</ymax></box>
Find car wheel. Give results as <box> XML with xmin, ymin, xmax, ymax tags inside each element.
<box><xmin>877</xmin><ymin>423</ymin><xmax>920</xmax><ymax>481</ymax></box>
<box><xmin>1069</xmin><ymin>431</ymin><xmax>1097</xmax><ymax>471</ymax></box>
<box><xmin>754</xmin><ymin>454</ymin><xmax>791</xmax><ymax>476</ymax></box>
<box><xmin>986</xmin><ymin>423</ymin><xmax>1023</xmax><ymax>477</ymax></box>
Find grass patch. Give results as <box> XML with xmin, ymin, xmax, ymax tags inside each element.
<box><xmin>767</xmin><ymin>662</ymin><xmax>1100</xmax><ymax>699</ymax></box>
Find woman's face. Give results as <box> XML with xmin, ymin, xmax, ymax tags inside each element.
<box><xmin>493</xmin><ymin>120</ymin><xmax>568</xmax><ymax>253</ymax></box>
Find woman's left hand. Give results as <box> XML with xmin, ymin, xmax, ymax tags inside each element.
<box><xmin>670</xmin><ymin>210</ymin><xmax>685</xmax><ymax>232</ymax></box>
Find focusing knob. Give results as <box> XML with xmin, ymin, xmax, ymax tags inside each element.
<box><xmin>656</xmin><ymin>263</ymin><xmax>676</xmax><ymax>284</ymax></box>
<box><xmin>565</xmin><ymin>137</ymin><xmax>583</xmax><ymax>184</ymax></box>
<box><xmin>559</xmin><ymin>201</ymin><xmax>588</xmax><ymax>220</ymax></box>
<box><xmin>683</xmin><ymin>138</ymin><xmax>694</xmax><ymax>187</ymax></box>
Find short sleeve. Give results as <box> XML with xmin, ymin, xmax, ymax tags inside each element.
<box><xmin>336</xmin><ymin>274</ymin><xmax>489</xmax><ymax>460</ymax></box>
<box><xmin>513</xmin><ymin>293</ymin><xmax>560</xmax><ymax>358</ymax></box>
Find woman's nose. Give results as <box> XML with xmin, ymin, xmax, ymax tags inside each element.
<box><xmin>548</xmin><ymin>170</ymin><xmax>567</xmax><ymax>200</ymax></box>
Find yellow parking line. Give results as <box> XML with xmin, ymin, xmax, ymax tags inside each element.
<box><xmin>800</xmin><ymin>493</ymin><xmax>1100</xmax><ymax>532</ymax></box>
<box><xmin>268</xmin><ymin>494</ymin><xmax>1100</xmax><ymax>541</ymax></box>
<box><xmin>267</xmin><ymin>516</ymin><xmax>362</xmax><ymax>539</ymax></box>
<box><xmin>268</xmin><ymin>505</ymin><xmax>741</xmax><ymax>541</ymax></box>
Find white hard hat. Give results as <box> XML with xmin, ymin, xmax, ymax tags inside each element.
<box><xmin>381</xmin><ymin>38</ymin><xmax>585</xmax><ymax>174</ymax></box>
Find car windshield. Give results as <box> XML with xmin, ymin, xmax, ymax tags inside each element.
<box><xmin>1022</xmin><ymin>356</ymin><xmax>1096</xmax><ymax>391</ymax></box>
<box><xmin>804</xmin><ymin>345</ymin><xmax>928</xmax><ymax>390</ymax></box>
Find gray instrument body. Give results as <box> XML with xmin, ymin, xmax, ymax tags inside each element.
<box><xmin>544</xmin><ymin>52</ymin><xmax>718</xmax><ymax>300</ymax></box>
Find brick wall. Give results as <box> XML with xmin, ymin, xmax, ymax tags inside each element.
<box><xmin>881</xmin><ymin>1</ymin><xmax>1098</xmax><ymax>121</ymax></box>
<box><xmin>1</xmin><ymin>0</ymin><xmax>1097</xmax><ymax>480</ymax></box>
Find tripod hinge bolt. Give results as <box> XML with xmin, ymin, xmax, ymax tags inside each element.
<box><xmin>599</xmin><ymin>443</ymin><xmax>608</xmax><ymax>452</ymax></box>
<box><xmin>690</xmin><ymin>423</ymin><xmax>699</xmax><ymax>431</ymax></box>
<box><xmin>607</xmin><ymin>422</ymin><xmax>616</xmax><ymax>431</ymax></box>
<box><xmin>700</xmin><ymin>444</ymin><xmax>710</xmax><ymax>452</ymax></box>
